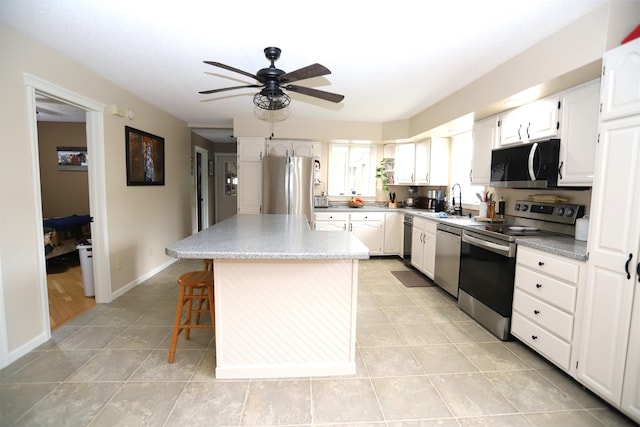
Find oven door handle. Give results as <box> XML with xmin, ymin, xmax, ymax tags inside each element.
<box><xmin>463</xmin><ymin>233</ymin><xmax>513</xmax><ymax>257</ymax></box>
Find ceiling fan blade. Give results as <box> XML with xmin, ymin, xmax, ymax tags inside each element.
<box><xmin>279</xmin><ymin>63</ymin><xmax>331</xmax><ymax>84</ymax></box>
<box><xmin>284</xmin><ymin>85</ymin><xmax>344</xmax><ymax>103</ymax></box>
<box><xmin>203</xmin><ymin>61</ymin><xmax>258</xmax><ymax>81</ymax></box>
<box><xmin>199</xmin><ymin>84</ymin><xmax>262</xmax><ymax>95</ymax></box>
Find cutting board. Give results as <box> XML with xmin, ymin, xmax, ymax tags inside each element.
<box><xmin>527</xmin><ymin>194</ymin><xmax>570</xmax><ymax>203</ymax></box>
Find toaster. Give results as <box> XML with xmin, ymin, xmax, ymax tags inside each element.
<box><xmin>314</xmin><ymin>196</ymin><xmax>330</xmax><ymax>208</ymax></box>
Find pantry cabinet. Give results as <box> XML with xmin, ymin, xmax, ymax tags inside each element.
<box><xmin>499</xmin><ymin>96</ymin><xmax>560</xmax><ymax>145</ymax></box>
<box><xmin>410</xmin><ymin>216</ymin><xmax>437</xmax><ymax>279</ymax></box>
<box><xmin>557</xmin><ymin>79</ymin><xmax>600</xmax><ymax>186</ymax></box>
<box><xmin>471</xmin><ymin>114</ymin><xmax>500</xmax><ymax>185</ymax></box>
<box><xmin>512</xmin><ymin>246</ymin><xmax>584</xmax><ymax>372</ymax></box>
<box><xmin>236</xmin><ymin>137</ymin><xmax>265</xmax><ymax>214</ymax></box>
<box><xmin>574</xmin><ymin>38</ymin><xmax>640</xmax><ymax>424</ymax></box>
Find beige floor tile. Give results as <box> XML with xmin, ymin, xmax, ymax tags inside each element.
<box><xmin>241</xmin><ymin>380</ymin><xmax>311</xmax><ymax>425</ymax></box>
<box><xmin>372</xmin><ymin>376</ymin><xmax>452</xmax><ymax>420</ymax></box>
<box><xmin>165</xmin><ymin>381</ymin><xmax>248</xmax><ymax>426</ymax></box>
<box><xmin>90</xmin><ymin>382</ymin><xmax>185</xmax><ymax>427</ymax></box>
<box><xmin>430</xmin><ymin>372</ymin><xmax>517</xmax><ymax>417</ymax></box>
<box><xmin>485</xmin><ymin>370</ymin><xmax>581</xmax><ymax>412</ymax></box>
<box><xmin>312</xmin><ymin>378</ymin><xmax>383</xmax><ymax>424</ymax></box>
<box><xmin>411</xmin><ymin>344</ymin><xmax>478</xmax><ymax>374</ymax></box>
<box><xmin>456</xmin><ymin>342</ymin><xmax>532</xmax><ymax>372</ymax></box>
<box><xmin>360</xmin><ymin>346</ymin><xmax>424</xmax><ymax>377</ymax></box>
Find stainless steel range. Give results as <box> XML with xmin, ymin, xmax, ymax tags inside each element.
<box><xmin>458</xmin><ymin>200</ymin><xmax>585</xmax><ymax>340</ymax></box>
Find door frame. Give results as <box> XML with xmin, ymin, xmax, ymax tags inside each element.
<box><xmin>24</xmin><ymin>75</ymin><xmax>111</xmax><ymax>331</ymax></box>
<box><xmin>194</xmin><ymin>145</ymin><xmax>209</xmax><ymax>232</ymax></box>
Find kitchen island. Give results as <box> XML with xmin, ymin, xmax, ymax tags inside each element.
<box><xmin>165</xmin><ymin>214</ymin><xmax>369</xmax><ymax>379</ymax></box>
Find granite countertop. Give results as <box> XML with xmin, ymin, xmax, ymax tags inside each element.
<box><xmin>165</xmin><ymin>214</ymin><xmax>370</xmax><ymax>260</ymax></box>
<box><xmin>315</xmin><ymin>205</ymin><xmax>588</xmax><ymax>261</ymax></box>
<box><xmin>515</xmin><ymin>235</ymin><xmax>588</xmax><ymax>261</ymax></box>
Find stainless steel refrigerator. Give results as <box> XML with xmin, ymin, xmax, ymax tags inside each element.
<box><xmin>263</xmin><ymin>156</ymin><xmax>314</xmax><ymax>222</ymax></box>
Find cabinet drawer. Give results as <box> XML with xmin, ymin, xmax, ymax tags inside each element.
<box><xmin>511</xmin><ymin>312</ymin><xmax>571</xmax><ymax>371</ymax></box>
<box><xmin>350</xmin><ymin>212</ymin><xmax>384</xmax><ymax>221</ymax></box>
<box><xmin>513</xmin><ymin>290</ymin><xmax>574</xmax><ymax>341</ymax></box>
<box><xmin>315</xmin><ymin>212</ymin><xmax>349</xmax><ymax>221</ymax></box>
<box><xmin>514</xmin><ymin>266</ymin><xmax>577</xmax><ymax>313</ymax></box>
<box><xmin>517</xmin><ymin>246</ymin><xmax>580</xmax><ymax>283</ymax></box>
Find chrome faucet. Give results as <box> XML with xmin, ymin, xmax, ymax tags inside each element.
<box><xmin>451</xmin><ymin>183</ymin><xmax>462</xmax><ymax>215</ymax></box>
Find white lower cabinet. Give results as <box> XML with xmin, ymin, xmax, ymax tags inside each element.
<box><xmin>383</xmin><ymin>212</ymin><xmax>401</xmax><ymax>255</ymax></box>
<box><xmin>511</xmin><ymin>246</ymin><xmax>583</xmax><ymax>372</ymax></box>
<box><xmin>314</xmin><ymin>212</ymin><xmax>348</xmax><ymax>231</ymax></box>
<box><xmin>314</xmin><ymin>212</ymin><xmax>384</xmax><ymax>255</ymax></box>
<box><xmin>410</xmin><ymin>217</ymin><xmax>437</xmax><ymax>279</ymax></box>
<box><xmin>350</xmin><ymin>212</ymin><xmax>384</xmax><ymax>255</ymax></box>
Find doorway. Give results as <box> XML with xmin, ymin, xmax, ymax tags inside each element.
<box><xmin>194</xmin><ymin>146</ymin><xmax>209</xmax><ymax>231</ymax></box>
<box><xmin>215</xmin><ymin>153</ymin><xmax>238</xmax><ymax>223</ymax></box>
<box><xmin>36</xmin><ymin>95</ymin><xmax>96</xmax><ymax>329</ymax></box>
<box><xmin>24</xmin><ymin>74</ymin><xmax>111</xmax><ymax>338</ymax></box>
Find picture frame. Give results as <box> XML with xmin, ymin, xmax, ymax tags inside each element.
<box><xmin>57</xmin><ymin>146</ymin><xmax>88</xmax><ymax>171</ymax></box>
<box><xmin>125</xmin><ymin>126</ymin><xmax>165</xmax><ymax>186</ymax></box>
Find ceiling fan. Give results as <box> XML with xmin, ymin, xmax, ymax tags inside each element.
<box><xmin>199</xmin><ymin>47</ymin><xmax>344</xmax><ymax>111</ymax></box>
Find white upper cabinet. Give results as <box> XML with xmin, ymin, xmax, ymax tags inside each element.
<box><xmin>471</xmin><ymin>114</ymin><xmax>501</xmax><ymax>185</ymax></box>
<box><xmin>499</xmin><ymin>96</ymin><xmax>560</xmax><ymax>145</ymax></box>
<box><xmin>394</xmin><ymin>139</ymin><xmax>449</xmax><ymax>186</ymax></box>
<box><xmin>600</xmin><ymin>38</ymin><xmax>640</xmax><ymax>121</ymax></box>
<box><xmin>414</xmin><ymin>141</ymin><xmax>431</xmax><ymax>185</ymax></box>
<box><xmin>266</xmin><ymin>139</ymin><xmax>313</xmax><ymax>157</ymax></box>
<box><xmin>557</xmin><ymin>79</ymin><xmax>600</xmax><ymax>186</ymax></box>
<box><xmin>395</xmin><ymin>143</ymin><xmax>416</xmax><ymax>184</ymax></box>
<box><xmin>237</xmin><ymin>137</ymin><xmax>265</xmax><ymax>161</ymax></box>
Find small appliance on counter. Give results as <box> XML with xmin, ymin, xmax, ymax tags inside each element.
<box><xmin>314</xmin><ymin>195</ymin><xmax>330</xmax><ymax>208</ymax></box>
<box><xmin>427</xmin><ymin>190</ymin><xmax>446</xmax><ymax>211</ymax></box>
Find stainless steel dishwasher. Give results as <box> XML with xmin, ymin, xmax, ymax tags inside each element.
<box><xmin>434</xmin><ymin>223</ymin><xmax>462</xmax><ymax>298</ymax></box>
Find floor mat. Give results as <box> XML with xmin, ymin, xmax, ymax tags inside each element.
<box><xmin>391</xmin><ymin>270</ymin><xmax>435</xmax><ymax>288</ymax></box>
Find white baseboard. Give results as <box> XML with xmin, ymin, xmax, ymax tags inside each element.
<box><xmin>111</xmin><ymin>257</ymin><xmax>177</xmax><ymax>300</ymax></box>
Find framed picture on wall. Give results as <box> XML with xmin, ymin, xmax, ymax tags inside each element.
<box><xmin>125</xmin><ymin>126</ymin><xmax>165</xmax><ymax>186</ymax></box>
<box><xmin>57</xmin><ymin>146</ymin><xmax>88</xmax><ymax>171</ymax></box>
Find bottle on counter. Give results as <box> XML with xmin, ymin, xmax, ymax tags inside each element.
<box><xmin>498</xmin><ymin>197</ymin><xmax>506</xmax><ymax>218</ymax></box>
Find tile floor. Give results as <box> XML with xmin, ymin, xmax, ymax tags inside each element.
<box><xmin>0</xmin><ymin>257</ymin><xmax>636</xmax><ymax>426</ymax></box>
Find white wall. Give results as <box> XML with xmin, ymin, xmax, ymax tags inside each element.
<box><xmin>0</xmin><ymin>23</ymin><xmax>193</xmax><ymax>360</ymax></box>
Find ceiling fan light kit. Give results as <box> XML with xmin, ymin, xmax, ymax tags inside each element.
<box><xmin>200</xmin><ymin>46</ymin><xmax>344</xmax><ymax>112</ymax></box>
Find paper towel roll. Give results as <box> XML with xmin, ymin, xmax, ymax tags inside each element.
<box><xmin>575</xmin><ymin>216</ymin><xmax>589</xmax><ymax>241</ymax></box>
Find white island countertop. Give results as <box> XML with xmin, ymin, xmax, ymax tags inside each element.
<box><xmin>165</xmin><ymin>214</ymin><xmax>367</xmax><ymax>379</ymax></box>
<box><xmin>165</xmin><ymin>214</ymin><xmax>369</xmax><ymax>260</ymax></box>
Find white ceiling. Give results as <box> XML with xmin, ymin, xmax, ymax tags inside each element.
<box><xmin>2</xmin><ymin>0</ymin><xmax>609</xmax><ymax>138</ymax></box>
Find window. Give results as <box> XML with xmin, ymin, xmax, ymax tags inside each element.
<box><xmin>327</xmin><ymin>143</ymin><xmax>376</xmax><ymax>196</ymax></box>
<box><xmin>450</xmin><ymin>132</ymin><xmax>484</xmax><ymax>205</ymax></box>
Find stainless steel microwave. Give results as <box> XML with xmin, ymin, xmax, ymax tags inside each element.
<box><xmin>490</xmin><ymin>139</ymin><xmax>560</xmax><ymax>189</ymax></box>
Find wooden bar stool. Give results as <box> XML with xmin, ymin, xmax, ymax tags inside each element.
<box><xmin>168</xmin><ymin>268</ymin><xmax>215</xmax><ymax>363</ymax></box>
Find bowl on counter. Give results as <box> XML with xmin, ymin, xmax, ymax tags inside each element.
<box><xmin>348</xmin><ymin>200</ymin><xmax>365</xmax><ymax>208</ymax></box>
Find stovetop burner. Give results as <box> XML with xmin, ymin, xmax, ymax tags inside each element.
<box><xmin>465</xmin><ymin>224</ymin><xmax>548</xmax><ymax>242</ymax></box>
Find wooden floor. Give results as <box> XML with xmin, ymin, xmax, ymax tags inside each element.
<box><xmin>46</xmin><ymin>253</ymin><xmax>95</xmax><ymax>330</ymax></box>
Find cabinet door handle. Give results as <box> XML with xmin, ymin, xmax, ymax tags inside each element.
<box><xmin>533</xmin><ymin>310</ymin><xmax>540</xmax><ymax>315</ymax></box>
<box><xmin>517</xmin><ymin>125</ymin><xmax>522</xmax><ymax>141</ymax></box>
<box><xmin>538</xmin><ymin>261</ymin><xmax>544</xmax><ymax>266</ymax></box>
<box><xmin>637</xmin><ymin>261</ymin><xmax>640</xmax><ymax>282</ymax></box>
<box><xmin>625</xmin><ymin>253</ymin><xmax>633</xmax><ymax>280</ymax></box>
<box><xmin>535</xmin><ymin>283</ymin><xmax>542</xmax><ymax>289</ymax></box>
<box><xmin>526</xmin><ymin>123</ymin><xmax>531</xmax><ymax>139</ymax></box>
<box><xmin>558</xmin><ymin>161</ymin><xmax>564</xmax><ymax>180</ymax></box>
<box><xmin>531</xmin><ymin>335</ymin><xmax>538</xmax><ymax>340</ymax></box>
